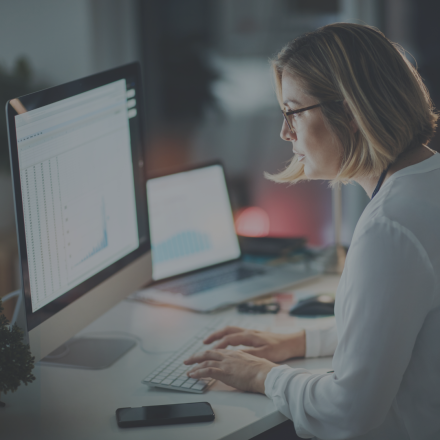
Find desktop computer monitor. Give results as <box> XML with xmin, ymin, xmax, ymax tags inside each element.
<box><xmin>6</xmin><ymin>62</ymin><xmax>152</xmax><ymax>368</ymax></box>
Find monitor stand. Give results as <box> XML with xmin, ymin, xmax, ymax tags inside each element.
<box><xmin>39</xmin><ymin>337</ymin><xmax>136</xmax><ymax>370</ymax></box>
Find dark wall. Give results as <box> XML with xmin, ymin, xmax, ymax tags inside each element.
<box><xmin>414</xmin><ymin>0</ymin><xmax>440</xmax><ymax>152</ymax></box>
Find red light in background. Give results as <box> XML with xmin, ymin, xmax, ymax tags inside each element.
<box><xmin>235</xmin><ymin>206</ymin><xmax>270</xmax><ymax>237</ymax></box>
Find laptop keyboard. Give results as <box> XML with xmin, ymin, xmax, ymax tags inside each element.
<box><xmin>143</xmin><ymin>318</ymin><xmax>268</xmax><ymax>393</ymax></box>
<box><xmin>156</xmin><ymin>266</ymin><xmax>266</xmax><ymax>296</ymax></box>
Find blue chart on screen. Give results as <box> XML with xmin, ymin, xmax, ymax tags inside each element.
<box><xmin>153</xmin><ymin>231</ymin><xmax>211</xmax><ymax>264</ymax></box>
<box><xmin>77</xmin><ymin>200</ymin><xmax>108</xmax><ymax>265</ymax></box>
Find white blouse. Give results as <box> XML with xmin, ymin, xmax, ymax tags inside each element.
<box><xmin>265</xmin><ymin>153</ymin><xmax>440</xmax><ymax>440</ymax></box>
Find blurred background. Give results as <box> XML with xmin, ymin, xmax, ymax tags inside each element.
<box><xmin>1</xmin><ymin>0</ymin><xmax>439</xmax><ymax>297</ymax></box>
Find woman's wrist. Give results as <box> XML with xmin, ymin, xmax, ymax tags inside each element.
<box><xmin>253</xmin><ymin>330</ymin><xmax>306</xmax><ymax>394</ymax></box>
<box><xmin>289</xmin><ymin>329</ymin><xmax>306</xmax><ymax>359</ymax></box>
<box><xmin>254</xmin><ymin>362</ymin><xmax>277</xmax><ymax>394</ymax></box>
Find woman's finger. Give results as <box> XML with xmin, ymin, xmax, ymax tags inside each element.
<box><xmin>183</xmin><ymin>349</ymin><xmax>225</xmax><ymax>365</ymax></box>
<box><xmin>187</xmin><ymin>360</ymin><xmax>221</xmax><ymax>375</ymax></box>
<box><xmin>213</xmin><ymin>331</ymin><xmax>261</xmax><ymax>349</ymax></box>
<box><xmin>203</xmin><ymin>326</ymin><xmax>244</xmax><ymax>344</ymax></box>
<box><xmin>187</xmin><ymin>366</ymin><xmax>224</xmax><ymax>380</ymax></box>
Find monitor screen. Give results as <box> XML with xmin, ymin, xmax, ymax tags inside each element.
<box><xmin>16</xmin><ymin>79</ymin><xmax>140</xmax><ymax>312</ymax></box>
<box><xmin>146</xmin><ymin>164</ymin><xmax>241</xmax><ymax>281</ymax></box>
<box><xmin>7</xmin><ymin>63</ymin><xmax>150</xmax><ymax>337</ymax></box>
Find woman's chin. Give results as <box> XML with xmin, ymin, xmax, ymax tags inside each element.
<box><xmin>303</xmin><ymin>164</ymin><xmax>336</xmax><ymax>180</ymax></box>
<box><xmin>303</xmin><ymin>164</ymin><xmax>315</xmax><ymax>179</ymax></box>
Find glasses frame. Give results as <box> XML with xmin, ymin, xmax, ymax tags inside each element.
<box><xmin>282</xmin><ymin>100</ymin><xmax>342</xmax><ymax>133</ymax></box>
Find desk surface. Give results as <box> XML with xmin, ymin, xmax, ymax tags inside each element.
<box><xmin>1</xmin><ymin>275</ymin><xmax>339</xmax><ymax>440</ymax></box>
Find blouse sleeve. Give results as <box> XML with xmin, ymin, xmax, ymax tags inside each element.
<box><xmin>265</xmin><ymin>217</ymin><xmax>437</xmax><ymax>439</ymax></box>
<box><xmin>305</xmin><ymin>321</ymin><xmax>338</xmax><ymax>358</ymax></box>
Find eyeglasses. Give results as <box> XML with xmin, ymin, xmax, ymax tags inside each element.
<box><xmin>282</xmin><ymin>100</ymin><xmax>343</xmax><ymax>133</ymax></box>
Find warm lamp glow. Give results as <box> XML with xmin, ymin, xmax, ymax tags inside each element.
<box><xmin>235</xmin><ymin>206</ymin><xmax>270</xmax><ymax>237</ymax></box>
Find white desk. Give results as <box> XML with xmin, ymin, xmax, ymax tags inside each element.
<box><xmin>1</xmin><ymin>275</ymin><xmax>339</xmax><ymax>440</ymax></box>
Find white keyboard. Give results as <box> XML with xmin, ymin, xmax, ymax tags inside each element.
<box><xmin>143</xmin><ymin>318</ymin><xmax>268</xmax><ymax>393</ymax></box>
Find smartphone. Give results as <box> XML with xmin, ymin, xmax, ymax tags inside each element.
<box><xmin>116</xmin><ymin>402</ymin><xmax>215</xmax><ymax>428</ymax></box>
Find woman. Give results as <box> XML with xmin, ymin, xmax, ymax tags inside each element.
<box><xmin>185</xmin><ymin>23</ymin><xmax>440</xmax><ymax>440</ymax></box>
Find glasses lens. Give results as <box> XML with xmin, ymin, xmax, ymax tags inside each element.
<box><xmin>282</xmin><ymin>111</ymin><xmax>294</xmax><ymax>133</ymax></box>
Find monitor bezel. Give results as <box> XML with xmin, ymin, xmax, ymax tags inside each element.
<box><xmin>6</xmin><ymin>62</ymin><xmax>151</xmax><ymax>332</ymax></box>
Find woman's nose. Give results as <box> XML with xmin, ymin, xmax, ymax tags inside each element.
<box><xmin>280</xmin><ymin>119</ymin><xmax>296</xmax><ymax>142</ymax></box>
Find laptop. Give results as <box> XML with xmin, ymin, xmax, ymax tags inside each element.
<box><xmin>131</xmin><ymin>162</ymin><xmax>320</xmax><ymax>312</ymax></box>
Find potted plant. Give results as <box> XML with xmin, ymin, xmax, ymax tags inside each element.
<box><xmin>0</xmin><ymin>296</ymin><xmax>35</xmax><ymax>406</ymax></box>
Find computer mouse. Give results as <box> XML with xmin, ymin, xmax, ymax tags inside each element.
<box><xmin>289</xmin><ymin>294</ymin><xmax>335</xmax><ymax>316</ymax></box>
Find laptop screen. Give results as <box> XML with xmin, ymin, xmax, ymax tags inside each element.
<box><xmin>146</xmin><ymin>164</ymin><xmax>241</xmax><ymax>281</ymax></box>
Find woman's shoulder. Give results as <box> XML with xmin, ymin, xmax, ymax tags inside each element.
<box><xmin>348</xmin><ymin>166</ymin><xmax>440</xmax><ymax>291</ymax></box>
<box><xmin>354</xmin><ymin>153</ymin><xmax>440</xmax><ymax>246</ymax></box>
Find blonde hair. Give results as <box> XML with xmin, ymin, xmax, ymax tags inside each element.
<box><xmin>267</xmin><ymin>23</ymin><xmax>438</xmax><ymax>185</ymax></box>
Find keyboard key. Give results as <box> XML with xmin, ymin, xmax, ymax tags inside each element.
<box><xmin>191</xmin><ymin>382</ymin><xmax>208</xmax><ymax>391</ymax></box>
<box><xmin>157</xmin><ymin>266</ymin><xmax>266</xmax><ymax>296</ymax></box>
<box><xmin>143</xmin><ymin>317</ymin><xmax>271</xmax><ymax>393</ymax></box>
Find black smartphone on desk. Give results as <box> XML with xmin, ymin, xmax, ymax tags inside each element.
<box><xmin>116</xmin><ymin>402</ymin><xmax>215</xmax><ymax>428</ymax></box>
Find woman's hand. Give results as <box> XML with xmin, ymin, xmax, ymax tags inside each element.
<box><xmin>202</xmin><ymin>326</ymin><xmax>306</xmax><ymax>363</ymax></box>
<box><xmin>184</xmin><ymin>349</ymin><xmax>276</xmax><ymax>394</ymax></box>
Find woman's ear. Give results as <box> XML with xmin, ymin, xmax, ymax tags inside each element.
<box><xmin>343</xmin><ymin>100</ymin><xmax>359</xmax><ymax>133</ymax></box>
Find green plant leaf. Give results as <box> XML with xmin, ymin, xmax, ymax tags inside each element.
<box><xmin>0</xmin><ymin>297</ymin><xmax>36</xmax><ymax>395</ymax></box>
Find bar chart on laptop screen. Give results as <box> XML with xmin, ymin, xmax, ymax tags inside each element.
<box><xmin>147</xmin><ymin>165</ymin><xmax>241</xmax><ymax>280</ymax></box>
